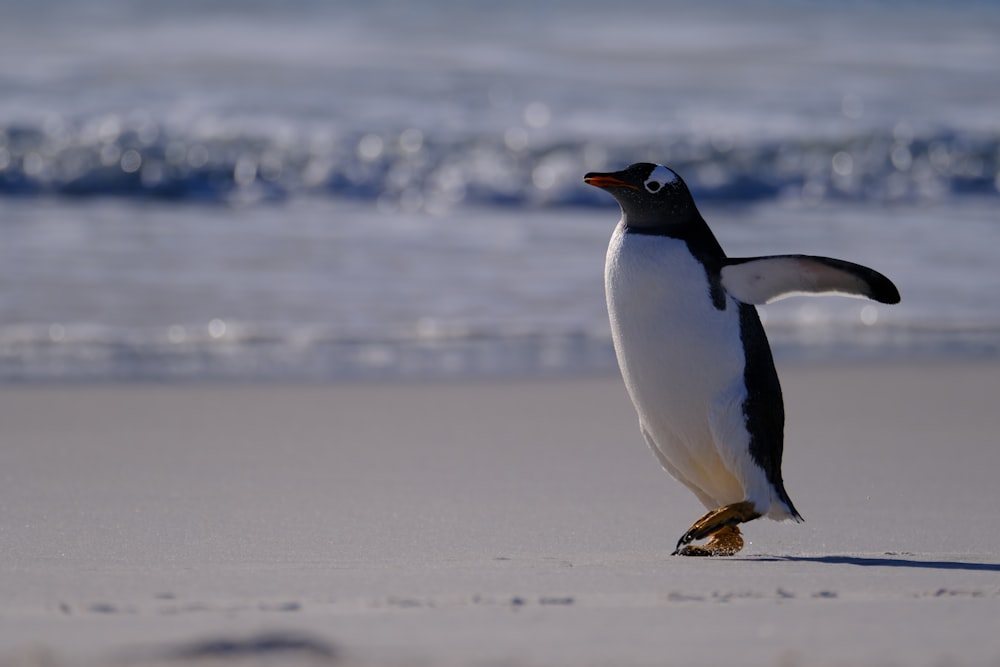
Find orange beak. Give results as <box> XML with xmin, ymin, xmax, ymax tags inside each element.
<box><xmin>583</xmin><ymin>174</ymin><xmax>639</xmax><ymax>191</ymax></box>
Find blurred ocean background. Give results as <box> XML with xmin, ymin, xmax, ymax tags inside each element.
<box><xmin>1</xmin><ymin>0</ymin><xmax>998</xmax><ymax>382</ymax></box>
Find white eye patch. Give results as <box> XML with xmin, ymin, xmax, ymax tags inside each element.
<box><xmin>644</xmin><ymin>165</ymin><xmax>678</xmax><ymax>193</ymax></box>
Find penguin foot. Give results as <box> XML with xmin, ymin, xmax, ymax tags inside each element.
<box><xmin>674</xmin><ymin>526</ymin><xmax>744</xmax><ymax>557</ymax></box>
<box><xmin>672</xmin><ymin>501</ymin><xmax>761</xmax><ymax>555</ymax></box>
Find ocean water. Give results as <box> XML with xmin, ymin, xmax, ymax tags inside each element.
<box><xmin>1</xmin><ymin>0</ymin><xmax>998</xmax><ymax>381</ymax></box>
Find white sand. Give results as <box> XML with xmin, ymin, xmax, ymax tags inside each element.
<box><xmin>1</xmin><ymin>361</ymin><xmax>999</xmax><ymax>666</ymax></box>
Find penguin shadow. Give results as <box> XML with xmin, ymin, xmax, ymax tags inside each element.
<box><xmin>752</xmin><ymin>554</ymin><xmax>1000</xmax><ymax>572</ymax></box>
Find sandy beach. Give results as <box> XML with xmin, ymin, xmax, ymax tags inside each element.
<box><xmin>2</xmin><ymin>360</ymin><xmax>999</xmax><ymax>667</ymax></box>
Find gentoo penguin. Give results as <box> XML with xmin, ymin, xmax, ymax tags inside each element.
<box><xmin>584</xmin><ymin>163</ymin><xmax>900</xmax><ymax>556</ymax></box>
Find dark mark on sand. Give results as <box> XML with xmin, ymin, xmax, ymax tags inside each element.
<box><xmin>166</xmin><ymin>632</ymin><xmax>337</xmax><ymax>661</ymax></box>
<box><xmin>539</xmin><ymin>596</ymin><xmax>574</xmax><ymax>606</ymax></box>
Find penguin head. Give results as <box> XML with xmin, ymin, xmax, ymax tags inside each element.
<box><xmin>584</xmin><ymin>163</ymin><xmax>701</xmax><ymax>230</ymax></box>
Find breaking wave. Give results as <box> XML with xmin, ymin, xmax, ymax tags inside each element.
<box><xmin>1</xmin><ymin>117</ymin><xmax>997</xmax><ymax>208</ymax></box>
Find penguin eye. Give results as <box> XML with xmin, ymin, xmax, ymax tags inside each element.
<box><xmin>644</xmin><ymin>180</ymin><xmax>662</xmax><ymax>193</ymax></box>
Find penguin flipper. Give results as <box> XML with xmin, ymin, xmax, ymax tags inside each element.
<box><xmin>720</xmin><ymin>255</ymin><xmax>901</xmax><ymax>305</ymax></box>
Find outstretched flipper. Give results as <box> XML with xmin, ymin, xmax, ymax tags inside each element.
<box><xmin>720</xmin><ymin>255</ymin><xmax>900</xmax><ymax>305</ymax></box>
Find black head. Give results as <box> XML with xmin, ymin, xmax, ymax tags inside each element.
<box><xmin>584</xmin><ymin>163</ymin><xmax>703</xmax><ymax>232</ymax></box>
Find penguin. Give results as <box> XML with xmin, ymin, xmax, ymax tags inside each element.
<box><xmin>584</xmin><ymin>163</ymin><xmax>900</xmax><ymax>556</ymax></box>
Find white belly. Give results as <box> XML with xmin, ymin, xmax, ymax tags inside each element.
<box><xmin>605</xmin><ymin>223</ymin><xmax>771</xmax><ymax>511</ymax></box>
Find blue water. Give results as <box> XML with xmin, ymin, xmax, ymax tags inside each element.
<box><xmin>1</xmin><ymin>1</ymin><xmax>998</xmax><ymax>381</ymax></box>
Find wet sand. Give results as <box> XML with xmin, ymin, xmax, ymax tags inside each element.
<box><xmin>1</xmin><ymin>361</ymin><xmax>998</xmax><ymax>666</ymax></box>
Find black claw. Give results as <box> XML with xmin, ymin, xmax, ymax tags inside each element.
<box><xmin>677</xmin><ymin>533</ymin><xmax>693</xmax><ymax>549</ymax></box>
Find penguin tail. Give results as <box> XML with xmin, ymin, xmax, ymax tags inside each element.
<box><xmin>771</xmin><ymin>484</ymin><xmax>804</xmax><ymax>523</ymax></box>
